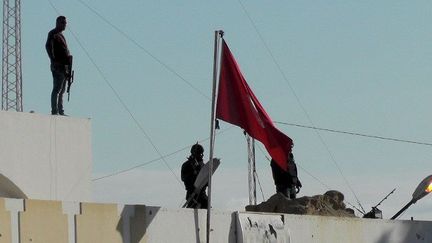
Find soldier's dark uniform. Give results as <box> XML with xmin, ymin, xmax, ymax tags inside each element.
<box><xmin>271</xmin><ymin>153</ymin><xmax>302</xmax><ymax>199</ymax></box>
<box><xmin>181</xmin><ymin>144</ymin><xmax>208</xmax><ymax>209</ymax></box>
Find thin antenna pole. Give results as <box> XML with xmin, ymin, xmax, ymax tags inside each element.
<box><xmin>247</xmin><ymin>134</ymin><xmax>257</xmax><ymax>205</ymax></box>
<box><xmin>207</xmin><ymin>30</ymin><xmax>223</xmax><ymax>243</ymax></box>
<box><xmin>252</xmin><ymin>138</ymin><xmax>256</xmax><ymax>204</ymax></box>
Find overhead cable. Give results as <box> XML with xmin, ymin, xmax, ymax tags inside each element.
<box><xmin>93</xmin><ymin>126</ymin><xmax>233</xmax><ymax>181</ymax></box>
<box><xmin>92</xmin><ymin>143</ymin><xmax>191</xmax><ymax>182</ymax></box>
<box><xmin>47</xmin><ymin>0</ymin><xmax>182</xmax><ymax>187</ymax></box>
<box><xmin>237</xmin><ymin>0</ymin><xmax>365</xmax><ymax>213</ymax></box>
<box><xmin>275</xmin><ymin>121</ymin><xmax>432</xmax><ymax>147</ymax></box>
<box><xmin>75</xmin><ymin>0</ymin><xmax>210</xmax><ymax>101</ymax></box>
<box><xmin>256</xmin><ymin>144</ymin><xmax>331</xmax><ymax>190</ymax></box>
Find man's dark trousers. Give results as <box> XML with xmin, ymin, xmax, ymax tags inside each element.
<box><xmin>51</xmin><ymin>64</ymin><xmax>67</xmax><ymax>115</ymax></box>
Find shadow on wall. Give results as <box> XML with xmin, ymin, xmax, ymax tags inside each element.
<box><xmin>116</xmin><ymin>205</ymin><xmax>160</xmax><ymax>243</ymax></box>
<box><xmin>115</xmin><ymin>206</ymin><xmax>233</xmax><ymax>243</ymax></box>
<box><xmin>0</xmin><ymin>174</ymin><xmax>27</xmax><ymax>199</ymax></box>
<box><xmin>228</xmin><ymin>212</ymin><xmax>238</xmax><ymax>243</ymax></box>
<box><xmin>192</xmin><ymin>209</ymin><xmax>238</xmax><ymax>243</ymax></box>
<box><xmin>375</xmin><ymin>220</ymin><xmax>432</xmax><ymax>243</ymax></box>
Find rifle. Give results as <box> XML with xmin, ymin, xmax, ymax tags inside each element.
<box><xmin>182</xmin><ymin>158</ymin><xmax>221</xmax><ymax>208</ymax></box>
<box><xmin>66</xmin><ymin>55</ymin><xmax>74</xmax><ymax>101</ymax></box>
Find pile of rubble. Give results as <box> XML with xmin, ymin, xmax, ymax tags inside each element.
<box><xmin>246</xmin><ymin>190</ymin><xmax>356</xmax><ymax>217</ymax></box>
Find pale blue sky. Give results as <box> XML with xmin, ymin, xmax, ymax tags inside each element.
<box><xmin>14</xmin><ymin>0</ymin><xmax>432</xmax><ymax>219</ymax></box>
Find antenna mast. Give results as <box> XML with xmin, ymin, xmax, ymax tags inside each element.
<box><xmin>2</xmin><ymin>0</ymin><xmax>23</xmax><ymax>111</ymax></box>
<box><xmin>246</xmin><ymin>134</ymin><xmax>257</xmax><ymax>205</ymax></box>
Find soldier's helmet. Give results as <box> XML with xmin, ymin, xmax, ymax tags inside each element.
<box><xmin>190</xmin><ymin>143</ymin><xmax>204</xmax><ymax>156</ymax></box>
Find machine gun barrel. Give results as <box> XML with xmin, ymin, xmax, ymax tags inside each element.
<box><xmin>66</xmin><ymin>56</ymin><xmax>74</xmax><ymax>101</ymax></box>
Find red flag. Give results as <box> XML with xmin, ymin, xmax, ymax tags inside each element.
<box><xmin>216</xmin><ymin>40</ymin><xmax>293</xmax><ymax>171</ymax></box>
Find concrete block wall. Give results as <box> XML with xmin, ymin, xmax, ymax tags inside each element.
<box><xmin>76</xmin><ymin>203</ymin><xmax>124</xmax><ymax>243</ymax></box>
<box><xmin>0</xmin><ymin>199</ymin><xmax>12</xmax><ymax>243</ymax></box>
<box><xmin>236</xmin><ymin>212</ymin><xmax>432</xmax><ymax>243</ymax></box>
<box><xmin>20</xmin><ymin>200</ymin><xmax>69</xmax><ymax>242</ymax></box>
<box><xmin>142</xmin><ymin>206</ymin><xmax>236</xmax><ymax>243</ymax></box>
<box><xmin>0</xmin><ymin>198</ymin><xmax>235</xmax><ymax>243</ymax></box>
<box><xmin>0</xmin><ymin>197</ymin><xmax>432</xmax><ymax>243</ymax></box>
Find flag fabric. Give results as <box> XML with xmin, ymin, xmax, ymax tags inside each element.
<box><xmin>216</xmin><ymin>40</ymin><xmax>293</xmax><ymax>171</ymax></box>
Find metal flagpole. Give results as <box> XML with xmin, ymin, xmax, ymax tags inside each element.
<box><xmin>207</xmin><ymin>30</ymin><xmax>223</xmax><ymax>243</ymax></box>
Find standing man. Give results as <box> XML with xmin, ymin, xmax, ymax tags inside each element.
<box><xmin>46</xmin><ymin>16</ymin><xmax>71</xmax><ymax>116</ymax></box>
<box><xmin>181</xmin><ymin>143</ymin><xmax>208</xmax><ymax>209</ymax></box>
<box><xmin>271</xmin><ymin>152</ymin><xmax>302</xmax><ymax>199</ymax></box>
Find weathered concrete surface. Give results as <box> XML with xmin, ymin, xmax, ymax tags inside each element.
<box><xmin>245</xmin><ymin>190</ymin><xmax>356</xmax><ymax>217</ymax></box>
<box><xmin>1</xmin><ymin>197</ymin><xmax>432</xmax><ymax>243</ymax></box>
<box><xmin>237</xmin><ymin>211</ymin><xmax>432</xmax><ymax>243</ymax></box>
<box><xmin>0</xmin><ymin>110</ymin><xmax>92</xmax><ymax>201</ymax></box>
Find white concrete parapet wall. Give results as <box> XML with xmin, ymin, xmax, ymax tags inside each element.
<box><xmin>1</xmin><ymin>197</ymin><xmax>432</xmax><ymax>243</ymax></box>
<box><xmin>236</xmin><ymin>212</ymin><xmax>432</xmax><ymax>243</ymax></box>
<box><xmin>0</xmin><ymin>111</ymin><xmax>92</xmax><ymax>201</ymax></box>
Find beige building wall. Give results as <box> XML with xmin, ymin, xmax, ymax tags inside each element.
<box><xmin>0</xmin><ymin>198</ymin><xmax>12</xmax><ymax>243</ymax></box>
<box><xmin>19</xmin><ymin>199</ymin><xmax>68</xmax><ymax>243</ymax></box>
<box><xmin>76</xmin><ymin>203</ymin><xmax>123</xmax><ymax>243</ymax></box>
<box><xmin>1</xmin><ymin>196</ymin><xmax>432</xmax><ymax>243</ymax></box>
